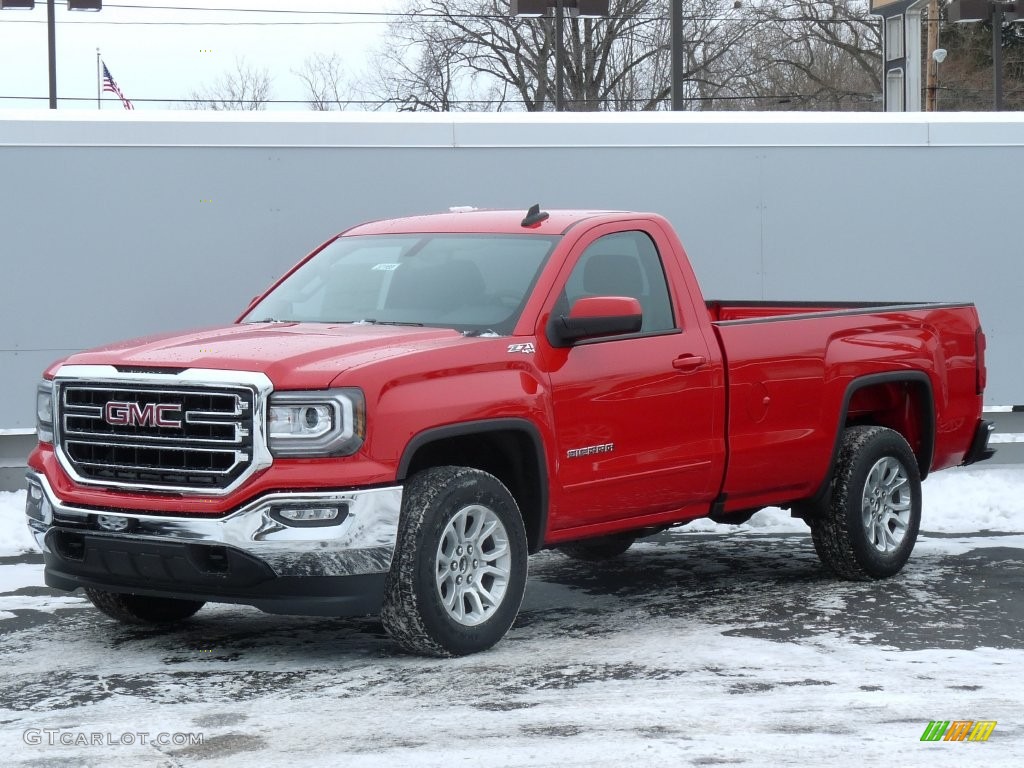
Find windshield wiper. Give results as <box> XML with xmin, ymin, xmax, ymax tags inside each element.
<box><xmin>352</xmin><ymin>319</ymin><xmax>424</xmax><ymax>327</ymax></box>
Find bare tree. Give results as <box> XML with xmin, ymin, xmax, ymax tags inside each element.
<box><xmin>735</xmin><ymin>0</ymin><xmax>882</xmax><ymax>111</ymax></box>
<box><xmin>295</xmin><ymin>53</ymin><xmax>354</xmax><ymax>111</ymax></box>
<box><xmin>188</xmin><ymin>58</ymin><xmax>273</xmax><ymax>111</ymax></box>
<box><xmin>365</xmin><ymin>0</ymin><xmax>755</xmax><ymax>112</ymax></box>
<box><xmin>363</xmin><ymin>21</ymin><xmax>471</xmax><ymax>111</ymax></box>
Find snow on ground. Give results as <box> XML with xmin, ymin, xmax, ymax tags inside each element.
<box><xmin>682</xmin><ymin>466</ymin><xmax>1024</xmax><ymax>535</ymax></box>
<box><xmin>0</xmin><ymin>490</ymin><xmax>33</xmax><ymax>557</ymax></box>
<box><xmin>1</xmin><ymin>467</ymin><xmax>1022</xmax><ymax>767</ymax></box>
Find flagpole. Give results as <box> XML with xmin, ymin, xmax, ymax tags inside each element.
<box><xmin>96</xmin><ymin>49</ymin><xmax>101</xmax><ymax>110</ymax></box>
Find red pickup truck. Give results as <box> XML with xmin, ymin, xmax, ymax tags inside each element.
<box><xmin>26</xmin><ymin>207</ymin><xmax>994</xmax><ymax>656</ymax></box>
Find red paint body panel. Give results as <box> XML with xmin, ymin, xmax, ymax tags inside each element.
<box><xmin>33</xmin><ymin>210</ymin><xmax>986</xmax><ymax>548</ymax></box>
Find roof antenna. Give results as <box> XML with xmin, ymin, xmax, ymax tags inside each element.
<box><xmin>521</xmin><ymin>204</ymin><xmax>550</xmax><ymax>228</ymax></box>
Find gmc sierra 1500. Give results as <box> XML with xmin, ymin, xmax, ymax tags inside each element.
<box><xmin>26</xmin><ymin>207</ymin><xmax>994</xmax><ymax>656</ymax></box>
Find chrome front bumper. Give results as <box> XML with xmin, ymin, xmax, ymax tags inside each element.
<box><xmin>25</xmin><ymin>471</ymin><xmax>403</xmax><ymax>579</ymax></box>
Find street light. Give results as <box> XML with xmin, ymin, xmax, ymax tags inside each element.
<box><xmin>947</xmin><ymin>0</ymin><xmax>1023</xmax><ymax>111</ymax></box>
<box><xmin>0</xmin><ymin>1</ymin><xmax>103</xmax><ymax>109</ymax></box>
<box><xmin>932</xmin><ymin>48</ymin><xmax>947</xmax><ymax>110</ymax></box>
<box><xmin>511</xmin><ymin>1</ymin><xmax>610</xmax><ymax>111</ymax></box>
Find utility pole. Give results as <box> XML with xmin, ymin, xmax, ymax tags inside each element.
<box><xmin>671</xmin><ymin>0</ymin><xmax>683</xmax><ymax>110</ymax></box>
<box><xmin>46</xmin><ymin>0</ymin><xmax>56</xmax><ymax>108</ymax></box>
<box><xmin>555</xmin><ymin>0</ymin><xmax>565</xmax><ymax>111</ymax></box>
<box><xmin>992</xmin><ymin>1</ymin><xmax>1005</xmax><ymax>110</ymax></box>
<box><xmin>926</xmin><ymin>0</ymin><xmax>940</xmax><ymax>110</ymax></box>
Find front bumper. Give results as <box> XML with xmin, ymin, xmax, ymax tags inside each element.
<box><xmin>25</xmin><ymin>470</ymin><xmax>403</xmax><ymax>616</ymax></box>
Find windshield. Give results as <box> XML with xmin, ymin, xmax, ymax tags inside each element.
<box><xmin>242</xmin><ymin>234</ymin><xmax>559</xmax><ymax>335</ymax></box>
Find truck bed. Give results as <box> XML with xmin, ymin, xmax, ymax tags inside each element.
<box><xmin>706</xmin><ymin>300</ymin><xmax>970</xmax><ymax>324</ymax></box>
<box><xmin>705</xmin><ymin>300</ymin><xmax>983</xmax><ymax>515</ymax></box>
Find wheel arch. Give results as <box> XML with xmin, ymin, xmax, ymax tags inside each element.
<box><xmin>397</xmin><ymin>419</ymin><xmax>548</xmax><ymax>553</ymax></box>
<box><xmin>809</xmin><ymin>371</ymin><xmax>935</xmax><ymax>507</ymax></box>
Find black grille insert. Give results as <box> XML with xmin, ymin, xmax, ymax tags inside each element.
<box><xmin>57</xmin><ymin>383</ymin><xmax>255</xmax><ymax>491</ymax></box>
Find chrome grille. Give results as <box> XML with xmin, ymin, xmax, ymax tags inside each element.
<box><xmin>57</xmin><ymin>384</ymin><xmax>255</xmax><ymax>491</ymax></box>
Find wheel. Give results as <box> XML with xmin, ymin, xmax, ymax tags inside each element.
<box><xmin>560</xmin><ymin>533</ymin><xmax>636</xmax><ymax>561</ymax></box>
<box><xmin>84</xmin><ymin>588</ymin><xmax>205</xmax><ymax>625</ymax></box>
<box><xmin>381</xmin><ymin>466</ymin><xmax>529</xmax><ymax>657</ymax></box>
<box><xmin>810</xmin><ymin>425</ymin><xmax>922</xmax><ymax>580</ymax></box>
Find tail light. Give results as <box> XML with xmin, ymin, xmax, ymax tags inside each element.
<box><xmin>976</xmin><ymin>328</ymin><xmax>987</xmax><ymax>395</ymax></box>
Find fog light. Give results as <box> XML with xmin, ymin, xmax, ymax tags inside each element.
<box><xmin>277</xmin><ymin>507</ymin><xmax>340</xmax><ymax>522</ymax></box>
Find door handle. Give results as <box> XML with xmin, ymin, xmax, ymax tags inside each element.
<box><xmin>672</xmin><ymin>354</ymin><xmax>707</xmax><ymax>371</ymax></box>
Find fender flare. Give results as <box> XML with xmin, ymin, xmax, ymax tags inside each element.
<box><xmin>397</xmin><ymin>418</ymin><xmax>549</xmax><ymax>552</ymax></box>
<box><xmin>808</xmin><ymin>371</ymin><xmax>935</xmax><ymax>507</ymax></box>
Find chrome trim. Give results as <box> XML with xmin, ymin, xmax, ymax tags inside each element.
<box><xmin>52</xmin><ymin>365</ymin><xmax>274</xmax><ymax>497</ymax></box>
<box><xmin>61</xmin><ymin>425</ymin><xmax>249</xmax><ymax>446</ymax></box>
<box><xmin>26</xmin><ymin>470</ymin><xmax>403</xmax><ymax>578</ymax></box>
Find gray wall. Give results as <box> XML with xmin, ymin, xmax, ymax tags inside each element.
<box><xmin>2</xmin><ymin>112</ymin><xmax>1022</xmax><ymax>443</ymax></box>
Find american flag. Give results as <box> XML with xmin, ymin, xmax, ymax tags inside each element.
<box><xmin>102</xmin><ymin>62</ymin><xmax>134</xmax><ymax>110</ymax></box>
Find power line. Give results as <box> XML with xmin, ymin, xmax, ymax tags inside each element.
<box><xmin>0</xmin><ymin>18</ymin><xmax>400</xmax><ymax>25</ymax></box>
<box><xmin>0</xmin><ymin>3</ymin><xmax>877</xmax><ymax>25</ymax></box>
<box><xmin>0</xmin><ymin>92</ymin><xmax>887</xmax><ymax>105</ymax></box>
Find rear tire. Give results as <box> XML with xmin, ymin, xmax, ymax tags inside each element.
<box><xmin>381</xmin><ymin>466</ymin><xmax>528</xmax><ymax>657</ymax></box>
<box><xmin>84</xmin><ymin>588</ymin><xmax>205</xmax><ymax>625</ymax></box>
<box><xmin>560</xmin><ymin>533</ymin><xmax>636</xmax><ymax>561</ymax></box>
<box><xmin>810</xmin><ymin>426</ymin><xmax>922</xmax><ymax>580</ymax></box>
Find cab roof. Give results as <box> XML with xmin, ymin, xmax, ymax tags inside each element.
<box><xmin>344</xmin><ymin>209</ymin><xmax>640</xmax><ymax>237</ymax></box>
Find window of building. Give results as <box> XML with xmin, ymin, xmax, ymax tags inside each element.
<box><xmin>886</xmin><ymin>16</ymin><xmax>904</xmax><ymax>61</ymax></box>
<box><xmin>886</xmin><ymin>68</ymin><xmax>905</xmax><ymax>112</ymax></box>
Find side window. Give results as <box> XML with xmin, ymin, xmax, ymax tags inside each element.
<box><xmin>560</xmin><ymin>231</ymin><xmax>676</xmax><ymax>334</ymax></box>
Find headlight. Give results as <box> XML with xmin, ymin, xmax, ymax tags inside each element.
<box><xmin>267</xmin><ymin>388</ymin><xmax>364</xmax><ymax>457</ymax></box>
<box><xmin>36</xmin><ymin>380</ymin><xmax>54</xmax><ymax>444</ymax></box>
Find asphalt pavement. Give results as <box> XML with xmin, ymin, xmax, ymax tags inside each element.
<box><xmin>1</xmin><ymin>523</ymin><xmax>1021</xmax><ymax>767</ymax></box>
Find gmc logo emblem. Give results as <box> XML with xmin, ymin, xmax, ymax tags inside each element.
<box><xmin>104</xmin><ymin>401</ymin><xmax>183</xmax><ymax>428</ymax></box>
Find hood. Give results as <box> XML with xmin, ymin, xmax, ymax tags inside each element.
<box><xmin>57</xmin><ymin>322</ymin><xmax>472</xmax><ymax>390</ymax></box>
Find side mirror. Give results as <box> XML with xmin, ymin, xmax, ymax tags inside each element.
<box><xmin>547</xmin><ymin>296</ymin><xmax>643</xmax><ymax>348</ymax></box>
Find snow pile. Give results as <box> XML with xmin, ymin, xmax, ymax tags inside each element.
<box><xmin>919</xmin><ymin>466</ymin><xmax>1024</xmax><ymax>532</ymax></box>
<box><xmin>682</xmin><ymin>466</ymin><xmax>1024</xmax><ymax>535</ymax></box>
<box><xmin>0</xmin><ymin>491</ymin><xmax>35</xmax><ymax>557</ymax></box>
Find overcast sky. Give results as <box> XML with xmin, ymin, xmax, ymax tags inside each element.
<box><xmin>0</xmin><ymin>1</ymin><xmax>407</xmax><ymax>111</ymax></box>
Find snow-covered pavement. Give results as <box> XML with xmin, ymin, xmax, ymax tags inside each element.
<box><xmin>1</xmin><ymin>467</ymin><xmax>1022</xmax><ymax>767</ymax></box>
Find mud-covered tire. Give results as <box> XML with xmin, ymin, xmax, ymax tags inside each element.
<box><xmin>381</xmin><ymin>466</ymin><xmax>528</xmax><ymax>657</ymax></box>
<box><xmin>810</xmin><ymin>426</ymin><xmax>922</xmax><ymax>580</ymax></box>
<box><xmin>84</xmin><ymin>588</ymin><xmax>205</xmax><ymax>625</ymax></box>
<box><xmin>559</xmin><ymin>533</ymin><xmax>636</xmax><ymax>561</ymax></box>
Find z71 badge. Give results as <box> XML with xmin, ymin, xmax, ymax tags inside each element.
<box><xmin>507</xmin><ymin>343</ymin><xmax>536</xmax><ymax>354</ymax></box>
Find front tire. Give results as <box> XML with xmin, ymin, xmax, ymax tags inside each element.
<box><xmin>84</xmin><ymin>588</ymin><xmax>205</xmax><ymax>625</ymax></box>
<box><xmin>810</xmin><ymin>426</ymin><xmax>922</xmax><ymax>580</ymax></box>
<box><xmin>381</xmin><ymin>466</ymin><xmax>529</xmax><ymax>657</ymax></box>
